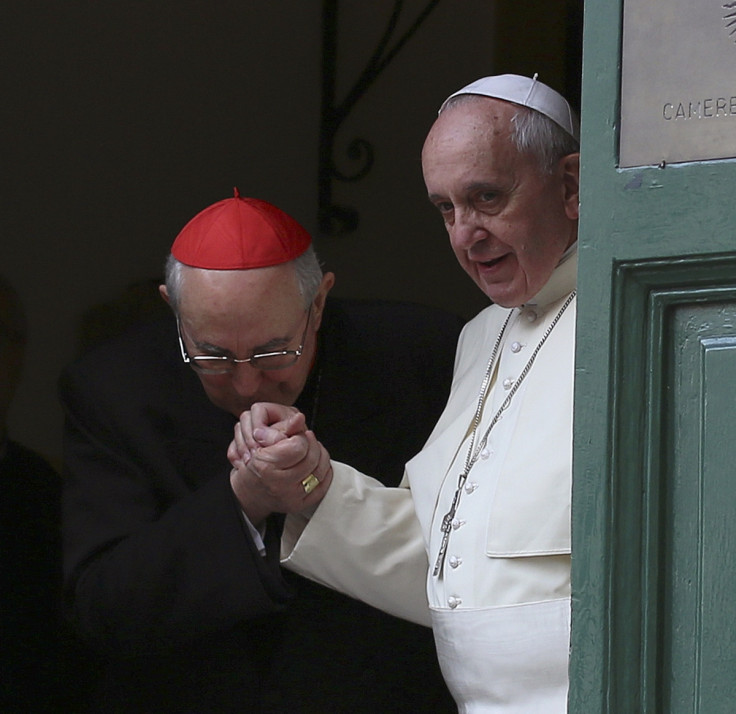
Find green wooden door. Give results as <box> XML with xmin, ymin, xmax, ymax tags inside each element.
<box><xmin>570</xmin><ymin>1</ymin><xmax>736</xmax><ymax>711</ymax></box>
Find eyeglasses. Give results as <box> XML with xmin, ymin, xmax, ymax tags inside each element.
<box><xmin>177</xmin><ymin>308</ymin><xmax>311</xmax><ymax>375</ymax></box>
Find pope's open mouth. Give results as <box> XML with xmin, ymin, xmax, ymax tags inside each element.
<box><xmin>479</xmin><ymin>255</ymin><xmax>507</xmax><ymax>269</ymax></box>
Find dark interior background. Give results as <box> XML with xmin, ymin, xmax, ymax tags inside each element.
<box><xmin>2</xmin><ymin>0</ymin><xmax>582</xmax><ymax>465</ymax></box>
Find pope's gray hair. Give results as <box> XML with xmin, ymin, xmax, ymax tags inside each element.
<box><xmin>164</xmin><ymin>246</ymin><xmax>324</xmax><ymax>314</ymax></box>
<box><xmin>440</xmin><ymin>94</ymin><xmax>580</xmax><ymax>173</ymax></box>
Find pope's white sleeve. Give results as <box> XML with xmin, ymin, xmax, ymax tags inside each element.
<box><xmin>281</xmin><ymin>461</ymin><xmax>431</xmax><ymax>627</ymax></box>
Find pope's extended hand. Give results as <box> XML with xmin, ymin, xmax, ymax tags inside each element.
<box><xmin>227</xmin><ymin>403</ymin><xmax>332</xmax><ymax>527</ymax></box>
<box><xmin>228</xmin><ymin>402</ymin><xmax>307</xmax><ymax>468</ymax></box>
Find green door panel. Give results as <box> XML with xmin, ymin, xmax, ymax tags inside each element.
<box><xmin>666</xmin><ymin>313</ymin><xmax>736</xmax><ymax>712</ymax></box>
<box><xmin>571</xmin><ymin>1</ymin><xmax>736</xmax><ymax>711</ymax></box>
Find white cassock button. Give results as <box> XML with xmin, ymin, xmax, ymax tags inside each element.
<box><xmin>510</xmin><ymin>341</ymin><xmax>522</xmax><ymax>353</ymax></box>
<box><xmin>480</xmin><ymin>447</ymin><xmax>492</xmax><ymax>460</ymax></box>
<box><xmin>451</xmin><ymin>518</ymin><xmax>465</xmax><ymax>530</ymax></box>
<box><xmin>526</xmin><ymin>309</ymin><xmax>538</xmax><ymax>322</ymax></box>
<box><xmin>464</xmin><ymin>481</ymin><xmax>478</xmax><ymax>494</ymax></box>
<box><xmin>448</xmin><ymin>555</ymin><xmax>462</xmax><ymax>569</ymax></box>
<box><xmin>502</xmin><ymin>377</ymin><xmax>514</xmax><ymax>390</ymax></box>
<box><xmin>447</xmin><ymin>596</ymin><xmax>462</xmax><ymax>609</ymax></box>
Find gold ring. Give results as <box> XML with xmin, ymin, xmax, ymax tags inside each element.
<box><xmin>301</xmin><ymin>473</ymin><xmax>319</xmax><ymax>495</ymax></box>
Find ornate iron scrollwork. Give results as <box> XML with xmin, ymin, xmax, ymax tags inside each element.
<box><xmin>319</xmin><ymin>0</ymin><xmax>441</xmax><ymax>235</ymax></box>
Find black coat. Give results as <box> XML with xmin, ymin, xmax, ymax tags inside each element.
<box><xmin>60</xmin><ymin>298</ymin><xmax>464</xmax><ymax>713</ymax></box>
<box><xmin>0</xmin><ymin>441</ymin><xmax>63</xmax><ymax>712</ymax></box>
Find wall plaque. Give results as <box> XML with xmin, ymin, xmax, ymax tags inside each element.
<box><xmin>620</xmin><ymin>0</ymin><xmax>736</xmax><ymax>167</ymax></box>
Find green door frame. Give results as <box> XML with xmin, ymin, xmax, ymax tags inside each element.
<box><xmin>571</xmin><ymin>0</ymin><xmax>736</xmax><ymax>711</ymax></box>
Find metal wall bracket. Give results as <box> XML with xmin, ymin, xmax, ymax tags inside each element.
<box><xmin>318</xmin><ymin>0</ymin><xmax>440</xmax><ymax>235</ymax></box>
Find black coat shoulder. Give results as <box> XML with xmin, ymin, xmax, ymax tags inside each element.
<box><xmin>300</xmin><ymin>298</ymin><xmax>465</xmax><ymax>486</ymax></box>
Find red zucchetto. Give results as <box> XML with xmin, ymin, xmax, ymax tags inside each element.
<box><xmin>171</xmin><ymin>188</ymin><xmax>312</xmax><ymax>270</ymax></box>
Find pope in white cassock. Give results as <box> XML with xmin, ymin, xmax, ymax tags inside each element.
<box><xmin>229</xmin><ymin>74</ymin><xmax>581</xmax><ymax>713</ymax></box>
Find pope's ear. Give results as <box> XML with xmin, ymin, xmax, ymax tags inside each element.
<box><xmin>560</xmin><ymin>152</ymin><xmax>580</xmax><ymax>221</ymax></box>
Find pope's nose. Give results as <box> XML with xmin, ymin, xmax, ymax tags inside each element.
<box><xmin>450</xmin><ymin>209</ymin><xmax>490</xmax><ymax>252</ymax></box>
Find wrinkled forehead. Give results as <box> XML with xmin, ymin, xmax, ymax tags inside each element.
<box><xmin>421</xmin><ymin>97</ymin><xmax>520</xmax><ymax>169</ymax></box>
<box><xmin>425</xmin><ymin>97</ymin><xmax>517</xmax><ymax>148</ymax></box>
<box><xmin>178</xmin><ymin>263</ymin><xmax>303</xmax><ymax>321</ymax></box>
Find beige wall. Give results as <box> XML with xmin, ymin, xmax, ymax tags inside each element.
<box><xmin>3</xmin><ymin>1</ymin><xmax>577</xmax><ymax>464</ymax></box>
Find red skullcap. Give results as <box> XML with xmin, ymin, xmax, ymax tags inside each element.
<box><xmin>171</xmin><ymin>189</ymin><xmax>312</xmax><ymax>270</ymax></box>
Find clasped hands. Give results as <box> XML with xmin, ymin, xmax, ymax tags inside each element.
<box><xmin>228</xmin><ymin>402</ymin><xmax>333</xmax><ymax>527</ymax></box>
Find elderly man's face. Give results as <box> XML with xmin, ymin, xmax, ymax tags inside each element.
<box><xmin>162</xmin><ymin>263</ymin><xmax>334</xmax><ymax>418</ymax></box>
<box><xmin>422</xmin><ymin>98</ymin><xmax>579</xmax><ymax>307</ymax></box>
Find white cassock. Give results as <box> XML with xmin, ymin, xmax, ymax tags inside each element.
<box><xmin>282</xmin><ymin>246</ymin><xmax>577</xmax><ymax>713</ymax></box>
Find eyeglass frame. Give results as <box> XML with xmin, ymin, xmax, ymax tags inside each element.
<box><xmin>176</xmin><ymin>307</ymin><xmax>312</xmax><ymax>374</ymax></box>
